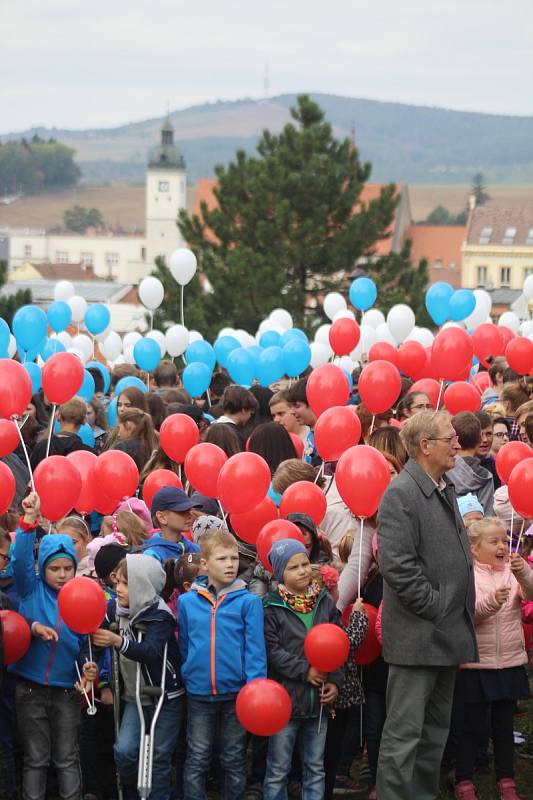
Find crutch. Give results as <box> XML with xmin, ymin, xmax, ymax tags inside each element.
<box><xmin>134</xmin><ymin>624</ymin><xmax>168</xmax><ymax>800</ymax></box>
<box><xmin>109</xmin><ymin>622</ymin><xmax>124</xmax><ymax>800</ymax></box>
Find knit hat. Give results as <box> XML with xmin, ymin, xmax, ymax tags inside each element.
<box><xmin>44</xmin><ymin>550</ymin><xmax>75</xmax><ymax>567</ymax></box>
<box><xmin>268</xmin><ymin>538</ymin><xmax>308</xmax><ymax>582</ymax></box>
<box><xmin>94</xmin><ymin>543</ymin><xmax>129</xmax><ymax>580</ymax></box>
<box><xmin>457</xmin><ymin>493</ymin><xmax>484</xmax><ymax>518</ymax></box>
<box><xmin>191</xmin><ymin>515</ymin><xmax>225</xmax><ymax>543</ymax></box>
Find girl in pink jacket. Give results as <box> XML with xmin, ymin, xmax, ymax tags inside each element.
<box><xmin>454</xmin><ymin>518</ymin><xmax>533</xmax><ymax>800</ymax></box>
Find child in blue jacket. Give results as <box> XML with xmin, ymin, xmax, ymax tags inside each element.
<box><xmin>10</xmin><ymin>492</ymin><xmax>95</xmax><ymax>800</ymax></box>
<box><xmin>141</xmin><ymin>487</ymin><xmax>200</xmax><ymax>563</ymax></box>
<box><xmin>178</xmin><ymin>528</ymin><xmax>267</xmax><ymax>800</ymax></box>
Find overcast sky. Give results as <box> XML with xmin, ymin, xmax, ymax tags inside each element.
<box><xmin>2</xmin><ymin>0</ymin><xmax>532</xmax><ymax>133</ymax></box>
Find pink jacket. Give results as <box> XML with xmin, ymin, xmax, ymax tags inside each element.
<box><xmin>463</xmin><ymin>561</ymin><xmax>533</xmax><ymax>670</ymax></box>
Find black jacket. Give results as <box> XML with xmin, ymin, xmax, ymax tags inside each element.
<box><xmin>263</xmin><ymin>587</ymin><xmax>343</xmax><ymax>719</ymax></box>
<box><xmin>30</xmin><ymin>432</ymin><xmax>94</xmax><ymax>471</ymax></box>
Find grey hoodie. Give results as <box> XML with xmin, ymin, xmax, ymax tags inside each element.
<box><xmin>447</xmin><ymin>455</ymin><xmax>494</xmax><ymax>515</ymax></box>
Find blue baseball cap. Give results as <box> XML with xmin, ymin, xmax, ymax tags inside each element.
<box><xmin>151</xmin><ymin>487</ymin><xmax>202</xmax><ymax>515</ymax></box>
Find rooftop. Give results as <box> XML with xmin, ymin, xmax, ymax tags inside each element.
<box><xmin>466</xmin><ymin>206</ymin><xmax>533</xmax><ymax>247</ymax></box>
<box><xmin>0</xmin><ymin>279</ymin><xmax>133</xmax><ymax>304</ymax></box>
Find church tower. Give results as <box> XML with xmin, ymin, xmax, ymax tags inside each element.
<box><xmin>145</xmin><ymin>115</ymin><xmax>186</xmax><ymax>268</ymax></box>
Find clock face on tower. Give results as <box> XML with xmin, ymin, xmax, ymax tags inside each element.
<box><xmin>158</xmin><ymin>181</ymin><xmax>169</xmax><ymax>192</ymax></box>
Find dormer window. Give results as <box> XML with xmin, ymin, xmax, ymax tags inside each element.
<box><xmin>502</xmin><ymin>227</ymin><xmax>516</xmax><ymax>245</ymax></box>
<box><xmin>479</xmin><ymin>226</ymin><xmax>492</xmax><ymax>245</ymax></box>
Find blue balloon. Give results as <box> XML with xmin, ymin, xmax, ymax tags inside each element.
<box><xmin>115</xmin><ymin>376</ymin><xmax>148</xmax><ymax>396</ymax></box>
<box><xmin>23</xmin><ymin>362</ymin><xmax>42</xmax><ymax>394</ymax></box>
<box><xmin>78</xmin><ymin>423</ymin><xmax>95</xmax><ymax>448</ymax></box>
<box><xmin>47</xmin><ymin>301</ymin><xmax>72</xmax><ymax>333</ymax></box>
<box><xmin>279</xmin><ymin>328</ymin><xmax>308</xmax><ymax>347</ymax></box>
<box><xmin>107</xmin><ymin>397</ymin><xmax>118</xmax><ymax>427</ymax></box>
<box><xmin>226</xmin><ymin>348</ymin><xmax>255</xmax><ymax>386</ymax></box>
<box><xmin>0</xmin><ymin>318</ymin><xmax>10</xmax><ymax>351</ymax></box>
<box><xmin>268</xmin><ymin>484</ymin><xmax>282</xmax><ymax>507</ymax></box>
<box><xmin>425</xmin><ymin>282</ymin><xmax>454</xmax><ymax>326</ymax></box>
<box><xmin>259</xmin><ymin>330</ymin><xmax>281</xmax><ymax>348</ymax></box>
<box><xmin>41</xmin><ymin>338</ymin><xmax>65</xmax><ymax>361</ymax></box>
<box><xmin>343</xmin><ymin>369</ymin><xmax>353</xmax><ymax>390</ymax></box>
<box><xmin>18</xmin><ymin>336</ymin><xmax>47</xmax><ymax>363</ymax></box>
<box><xmin>133</xmin><ymin>337</ymin><xmax>161</xmax><ymax>372</ymax></box>
<box><xmin>182</xmin><ymin>362</ymin><xmax>212</xmax><ymax>397</ymax></box>
<box><xmin>245</xmin><ymin>345</ymin><xmax>263</xmax><ymax>377</ymax></box>
<box><xmin>214</xmin><ymin>336</ymin><xmax>241</xmax><ymax>368</ymax></box>
<box><xmin>86</xmin><ymin>361</ymin><xmax>111</xmax><ymax>394</ymax></box>
<box><xmin>78</xmin><ymin>370</ymin><xmax>96</xmax><ymax>402</ymax></box>
<box><xmin>85</xmin><ymin>303</ymin><xmax>111</xmax><ymax>336</ymax></box>
<box><xmin>185</xmin><ymin>340</ymin><xmax>216</xmax><ymax>372</ymax></box>
<box><xmin>448</xmin><ymin>289</ymin><xmax>476</xmax><ymax>322</ymax></box>
<box><xmin>13</xmin><ymin>305</ymin><xmax>48</xmax><ymax>351</ymax></box>
<box><xmin>256</xmin><ymin>346</ymin><xmax>284</xmax><ymax>387</ymax></box>
<box><xmin>349</xmin><ymin>277</ymin><xmax>377</xmax><ymax>311</ymax></box>
<box><xmin>282</xmin><ymin>339</ymin><xmax>311</xmax><ymax>378</ymax></box>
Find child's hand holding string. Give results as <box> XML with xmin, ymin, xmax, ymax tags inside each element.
<box><xmin>319</xmin><ymin>682</ymin><xmax>339</xmax><ymax>705</ymax></box>
<box><xmin>91</xmin><ymin>628</ymin><xmax>122</xmax><ymax>649</ymax></box>
<box><xmin>75</xmin><ymin>661</ymin><xmax>98</xmax><ymax>693</ymax></box>
<box><xmin>307</xmin><ymin>665</ymin><xmax>327</xmax><ymax>686</ymax></box>
<box><xmin>31</xmin><ymin>622</ymin><xmax>58</xmax><ymax>642</ymax></box>
<box><xmin>495</xmin><ymin>587</ymin><xmax>510</xmax><ymax>606</ymax></box>
<box><xmin>21</xmin><ymin>492</ymin><xmax>40</xmax><ymax>524</ymax></box>
<box><xmin>510</xmin><ymin>552</ymin><xmax>530</xmax><ymax>579</ymax></box>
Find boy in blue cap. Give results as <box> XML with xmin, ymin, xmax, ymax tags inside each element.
<box><xmin>142</xmin><ymin>487</ymin><xmax>201</xmax><ymax>562</ymax></box>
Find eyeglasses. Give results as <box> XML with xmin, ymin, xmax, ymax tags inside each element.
<box><xmin>493</xmin><ymin>431</ymin><xmax>509</xmax><ymax>438</ymax></box>
<box><xmin>427</xmin><ymin>435</ymin><xmax>459</xmax><ymax>444</ymax></box>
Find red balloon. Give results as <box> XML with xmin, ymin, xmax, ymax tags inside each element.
<box><xmin>498</xmin><ymin>326</ymin><xmax>515</xmax><ymax>349</ymax></box>
<box><xmin>289</xmin><ymin>432</ymin><xmax>304</xmax><ymax>458</ymax></box>
<box><xmin>92</xmin><ymin>450</ymin><xmax>139</xmax><ymax>502</ymax></box>
<box><xmin>42</xmin><ymin>353</ymin><xmax>84</xmax><ymax>405</ymax></box>
<box><xmin>342</xmin><ymin>603</ymin><xmax>382</xmax><ymax>665</ymax></box>
<box><xmin>314</xmin><ymin>406</ymin><xmax>362</xmax><ymax>462</ymax></box>
<box><xmin>256</xmin><ymin>519</ymin><xmax>305</xmax><ymax>570</ymax></box>
<box><xmin>159</xmin><ymin>413</ymin><xmax>199</xmax><ymax>463</ymax></box>
<box><xmin>34</xmin><ymin>456</ymin><xmax>82</xmax><ymax>521</ymax></box>
<box><xmin>443</xmin><ymin>382</ymin><xmax>481</xmax><ymax>416</ymax></box>
<box><xmin>329</xmin><ymin>318</ymin><xmax>360</xmax><ymax>356</ymax></box>
<box><xmin>0</xmin><ymin>461</ymin><xmax>16</xmax><ymax>514</ymax></box>
<box><xmin>306</xmin><ymin>364</ymin><xmax>350</xmax><ymax>418</ymax></box>
<box><xmin>472</xmin><ymin>323</ymin><xmax>504</xmax><ymax>368</ymax></box>
<box><xmin>409</xmin><ymin>379</ymin><xmax>441</xmax><ymax>409</ymax></box>
<box><xmin>66</xmin><ymin>450</ymin><xmax>98</xmax><ymax>514</ymax></box>
<box><xmin>304</xmin><ymin>623</ymin><xmax>350</xmax><ymax>672</ymax></box>
<box><xmin>236</xmin><ymin>678</ymin><xmax>292</xmax><ymax>736</ymax></box>
<box><xmin>185</xmin><ymin>443</ymin><xmax>228</xmax><ymax>498</ymax></box>
<box><xmin>143</xmin><ymin>469</ymin><xmax>183</xmax><ymax>509</ymax></box>
<box><xmin>94</xmin><ymin>491</ymin><xmax>119</xmax><ymax>515</ymax></box>
<box><xmin>431</xmin><ymin>328</ymin><xmax>473</xmax><ymax>382</ymax></box>
<box><xmin>280</xmin><ymin>481</ymin><xmax>327</xmax><ymax>526</ymax></box>
<box><xmin>358</xmin><ymin>360</ymin><xmax>402</xmax><ymax>415</ymax></box>
<box><xmin>58</xmin><ymin>577</ymin><xmax>107</xmax><ymax>634</ymax></box>
<box><xmin>368</xmin><ymin>342</ymin><xmax>399</xmax><ymax>368</ymax></box>
<box><xmin>230</xmin><ymin>496</ymin><xmax>279</xmax><ymax>545</ymax></box>
<box><xmin>0</xmin><ymin>610</ymin><xmax>31</xmax><ymax>664</ymax></box>
<box><xmin>218</xmin><ymin>452</ymin><xmax>271</xmax><ymax>514</ymax></box>
<box><xmin>508</xmin><ymin>458</ymin><xmax>533</xmax><ymax>518</ymax></box>
<box><xmin>496</xmin><ymin>441</ymin><xmax>532</xmax><ymax>485</ymax></box>
<box><xmin>470</xmin><ymin>371</ymin><xmax>491</xmax><ymax>394</ymax></box>
<box><xmin>0</xmin><ymin>419</ymin><xmax>20</xmax><ymax>457</ymax></box>
<box><xmin>336</xmin><ymin>445</ymin><xmax>390</xmax><ymax>518</ymax></box>
<box><xmin>0</xmin><ymin>359</ymin><xmax>32</xmax><ymax>419</ymax></box>
<box><xmin>398</xmin><ymin>341</ymin><xmax>427</xmax><ymax>379</ymax></box>
<box><xmin>506</xmin><ymin>337</ymin><xmax>533</xmax><ymax>375</ymax></box>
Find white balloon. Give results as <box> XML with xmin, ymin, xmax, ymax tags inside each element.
<box><xmin>71</xmin><ymin>334</ymin><xmax>93</xmax><ymax>363</ymax></box>
<box><xmin>54</xmin><ymin>280</ymin><xmax>75</xmax><ymax>302</ymax></box>
<box><xmin>188</xmin><ymin>330</ymin><xmax>204</xmax><ymax>343</ymax></box>
<box><xmin>323</xmin><ymin>292</ymin><xmax>346</xmax><ymax>321</ymax></box>
<box><xmin>123</xmin><ymin>332</ymin><xmax>142</xmax><ymax>351</ymax></box>
<box><xmin>361</xmin><ymin>309</ymin><xmax>385</xmax><ymax>329</ymax></box>
<box><xmin>99</xmin><ymin>331</ymin><xmax>122</xmax><ymax>362</ymax></box>
<box><xmin>67</xmin><ymin>347</ymin><xmax>84</xmax><ymax>363</ymax></box>
<box><xmin>165</xmin><ymin>324</ymin><xmax>189</xmax><ymax>357</ymax></box>
<box><xmin>498</xmin><ymin>311</ymin><xmax>520</xmax><ymax>334</ymax></box>
<box><xmin>218</xmin><ymin>327</ymin><xmax>236</xmax><ymax>338</ymax></box>
<box><xmin>442</xmin><ymin>321</ymin><xmax>463</xmax><ymax>330</ymax></box>
<box><xmin>521</xmin><ymin>320</ymin><xmax>533</xmax><ymax>337</ymax></box>
<box><xmin>147</xmin><ymin>329</ymin><xmax>166</xmax><ymax>357</ymax></box>
<box><xmin>94</xmin><ymin>322</ymin><xmax>112</xmax><ymax>342</ymax></box>
<box><xmin>234</xmin><ymin>329</ymin><xmax>255</xmax><ymax>347</ymax></box>
<box><xmin>387</xmin><ymin>304</ymin><xmax>416</xmax><ymax>344</ymax></box>
<box><xmin>269</xmin><ymin>308</ymin><xmax>293</xmax><ymax>330</ymax></box>
<box><xmin>169</xmin><ymin>248</ymin><xmax>197</xmax><ymax>286</ymax></box>
<box><xmin>524</xmin><ymin>275</ymin><xmax>533</xmax><ymax>301</ymax></box>
<box><xmin>375</xmin><ymin>323</ymin><xmax>397</xmax><ymax>346</ymax></box>
<box><xmin>465</xmin><ymin>289</ymin><xmax>492</xmax><ymax>329</ymax></box>
<box><xmin>67</xmin><ymin>295</ymin><xmax>87</xmax><ymax>323</ymax></box>
<box><xmin>8</xmin><ymin>334</ymin><xmax>16</xmax><ymax>358</ymax></box>
<box><xmin>55</xmin><ymin>331</ymin><xmax>72</xmax><ymax>349</ymax></box>
<box><xmin>124</xmin><ymin>345</ymin><xmax>136</xmax><ymax>365</ymax></box>
<box><xmin>335</xmin><ymin>355</ymin><xmax>355</xmax><ymax>372</ymax></box>
<box><xmin>351</xmin><ymin>324</ymin><xmax>377</xmax><ymax>360</ymax></box>
<box><xmin>310</xmin><ymin>341</ymin><xmax>331</xmax><ymax>368</ymax></box>
<box><xmin>139</xmin><ymin>277</ymin><xmax>165</xmax><ymax>311</ymax></box>
<box><xmin>333</xmin><ymin>309</ymin><xmax>356</xmax><ymax>321</ymax></box>
<box><xmin>406</xmin><ymin>326</ymin><xmax>434</xmax><ymax>347</ymax></box>
<box><xmin>314</xmin><ymin>323</ymin><xmax>332</xmax><ymax>347</ymax></box>
<box><xmin>112</xmin><ymin>354</ymin><xmax>126</xmax><ymax>365</ymax></box>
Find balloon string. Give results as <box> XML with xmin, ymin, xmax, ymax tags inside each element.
<box><xmin>150</xmin><ymin>310</ymin><xmax>154</xmax><ymax>332</ymax></box>
<box><xmin>369</xmin><ymin>416</ymin><xmax>375</xmax><ymax>436</ymax></box>
<box><xmin>14</xmin><ymin>416</ymin><xmax>35</xmax><ymax>492</ymax></box>
<box><xmin>207</xmin><ymin>389</ymin><xmax>212</xmax><ymax>408</ymax></box>
<box><xmin>516</xmin><ymin>519</ymin><xmax>526</xmax><ymax>554</ymax></box>
<box><xmin>45</xmin><ymin>404</ymin><xmax>57</xmax><ymax>460</ymax></box>
<box><xmin>357</xmin><ymin>517</ymin><xmax>364</xmax><ymax>599</ymax></box>
<box><xmin>180</xmin><ymin>286</ymin><xmax>185</xmax><ymax>327</ymax></box>
<box><xmin>317</xmin><ymin>681</ymin><xmax>325</xmax><ymax>733</ymax></box>
<box><xmin>509</xmin><ymin>507</ymin><xmax>514</xmax><ymax>555</ymax></box>
<box><xmin>436</xmin><ymin>380</ymin><xmax>444</xmax><ymax>410</ymax></box>
<box><xmin>314</xmin><ymin>462</ymin><xmax>324</xmax><ymax>483</ymax></box>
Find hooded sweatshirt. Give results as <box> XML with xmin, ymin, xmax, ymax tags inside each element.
<box><xmin>10</xmin><ymin>530</ymin><xmax>82</xmax><ymax>688</ymax></box>
<box><xmin>141</xmin><ymin>530</ymin><xmax>199</xmax><ymax>563</ymax></box>
<box><xmin>447</xmin><ymin>455</ymin><xmax>494</xmax><ymax>515</ymax></box>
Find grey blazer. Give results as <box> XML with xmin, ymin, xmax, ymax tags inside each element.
<box><xmin>377</xmin><ymin>459</ymin><xmax>478</xmax><ymax>667</ymax></box>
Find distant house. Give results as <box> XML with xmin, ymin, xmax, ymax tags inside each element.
<box><xmin>406</xmin><ymin>224</ymin><xmax>466</xmax><ymax>288</ymax></box>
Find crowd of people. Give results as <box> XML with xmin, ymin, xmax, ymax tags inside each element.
<box><xmin>1</xmin><ymin>351</ymin><xmax>533</xmax><ymax>800</ymax></box>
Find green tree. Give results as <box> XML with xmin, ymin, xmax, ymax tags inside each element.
<box><xmin>0</xmin><ymin>261</ymin><xmax>32</xmax><ymax>328</ymax></box>
<box><xmin>472</xmin><ymin>171</ymin><xmax>490</xmax><ymax>206</ymax></box>
<box><xmin>367</xmin><ymin>240</ymin><xmax>431</xmax><ymax>327</ymax></box>
<box><xmin>154</xmin><ymin>95</ymin><xmax>400</xmax><ymax>338</ymax></box>
<box><xmin>424</xmin><ymin>204</ymin><xmax>468</xmax><ymax>226</ymax></box>
<box><xmin>63</xmin><ymin>205</ymin><xmax>104</xmax><ymax>233</ymax></box>
<box><xmin>0</xmin><ymin>139</ymin><xmax>80</xmax><ymax>195</ymax></box>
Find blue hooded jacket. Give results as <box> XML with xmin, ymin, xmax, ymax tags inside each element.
<box><xmin>9</xmin><ymin>529</ymin><xmax>83</xmax><ymax>688</ymax></box>
<box><xmin>141</xmin><ymin>531</ymin><xmax>199</xmax><ymax>563</ymax></box>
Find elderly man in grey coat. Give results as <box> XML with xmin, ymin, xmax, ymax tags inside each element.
<box><xmin>376</xmin><ymin>410</ymin><xmax>478</xmax><ymax>800</ymax></box>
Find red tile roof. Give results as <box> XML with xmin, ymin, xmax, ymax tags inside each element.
<box><xmin>406</xmin><ymin>225</ymin><xmax>466</xmax><ymax>288</ymax></box>
<box><xmin>32</xmin><ymin>262</ymin><xmax>98</xmax><ymax>281</ymax></box>
<box><xmin>466</xmin><ymin>206</ymin><xmax>533</xmax><ymax>246</ymax></box>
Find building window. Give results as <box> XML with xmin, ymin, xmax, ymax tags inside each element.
<box><xmin>500</xmin><ymin>267</ymin><xmax>511</xmax><ymax>287</ymax></box>
<box><xmin>479</xmin><ymin>226</ymin><xmax>492</xmax><ymax>245</ymax></box>
<box><xmin>141</xmin><ymin>247</ymin><xmax>146</xmax><ymax>260</ymax></box>
<box><xmin>105</xmin><ymin>252</ymin><xmax>119</xmax><ymax>266</ymax></box>
<box><xmin>24</xmin><ymin>245</ymin><xmax>31</xmax><ymax>258</ymax></box>
<box><xmin>477</xmin><ymin>266</ymin><xmax>488</xmax><ymax>287</ymax></box>
<box><xmin>56</xmin><ymin>251</ymin><xmax>68</xmax><ymax>263</ymax></box>
<box><xmin>80</xmin><ymin>252</ymin><xmax>93</xmax><ymax>267</ymax></box>
<box><xmin>502</xmin><ymin>227</ymin><xmax>517</xmax><ymax>245</ymax></box>
<box><xmin>527</xmin><ymin>228</ymin><xmax>533</xmax><ymax>246</ymax></box>
<box><xmin>449</xmin><ymin>261</ymin><xmax>456</xmax><ymax>270</ymax></box>
<box><xmin>433</xmin><ymin>258</ymin><xmax>443</xmax><ymax>269</ymax></box>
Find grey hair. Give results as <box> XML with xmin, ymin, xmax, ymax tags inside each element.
<box><xmin>400</xmin><ymin>410</ymin><xmax>451</xmax><ymax>459</ymax></box>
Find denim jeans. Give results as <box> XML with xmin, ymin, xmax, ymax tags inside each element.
<box><xmin>15</xmin><ymin>679</ymin><xmax>82</xmax><ymax>800</ymax></box>
<box><xmin>184</xmin><ymin>697</ymin><xmax>247</xmax><ymax>800</ymax></box>
<box><xmin>263</xmin><ymin>717</ymin><xmax>328</xmax><ymax>800</ymax></box>
<box><xmin>114</xmin><ymin>697</ymin><xmax>184</xmax><ymax>800</ymax></box>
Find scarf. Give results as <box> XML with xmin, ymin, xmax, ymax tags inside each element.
<box><xmin>277</xmin><ymin>580</ymin><xmax>321</xmax><ymax>614</ymax></box>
